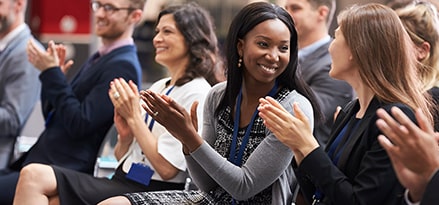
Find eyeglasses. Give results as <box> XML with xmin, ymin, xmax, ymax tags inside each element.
<box><xmin>91</xmin><ymin>1</ymin><xmax>134</xmax><ymax>14</ymax></box>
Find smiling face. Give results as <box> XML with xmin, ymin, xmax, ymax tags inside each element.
<box><xmin>153</xmin><ymin>14</ymin><xmax>189</xmax><ymax>69</ymax></box>
<box><xmin>285</xmin><ymin>0</ymin><xmax>320</xmax><ymax>41</ymax></box>
<box><xmin>92</xmin><ymin>0</ymin><xmax>135</xmax><ymax>42</ymax></box>
<box><xmin>237</xmin><ymin>19</ymin><xmax>290</xmax><ymax>85</ymax></box>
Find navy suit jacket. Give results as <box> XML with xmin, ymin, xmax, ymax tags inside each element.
<box><xmin>13</xmin><ymin>45</ymin><xmax>141</xmax><ymax>174</ymax></box>
<box><xmin>294</xmin><ymin>97</ymin><xmax>410</xmax><ymax>205</ymax></box>
<box><xmin>420</xmin><ymin>170</ymin><xmax>439</xmax><ymax>205</ymax></box>
<box><xmin>299</xmin><ymin>40</ymin><xmax>353</xmax><ymax>147</ymax></box>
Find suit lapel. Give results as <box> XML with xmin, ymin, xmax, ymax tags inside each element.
<box><xmin>299</xmin><ymin>41</ymin><xmax>331</xmax><ymax>81</ymax></box>
<box><xmin>337</xmin><ymin>97</ymin><xmax>381</xmax><ymax>169</ymax></box>
<box><xmin>325</xmin><ymin>99</ymin><xmax>359</xmax><ymax>152</ymax></box>
<box><xmin>0</xmin><ymin>27</ymin><xmax>30</xmax><ymax>65</ymax></box>
<box><xmin>71</xmin><ymin>50</ymin><xmax>111</xmax><ymax>88</ymax></box>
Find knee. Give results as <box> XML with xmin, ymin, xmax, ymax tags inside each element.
<box><xmin>98</xmin><ymin>196</ymin><xmax>131</xmax><ymax>205</ymax></box>
<box><xmin>19</xmin><ymin>163</ymin><xmax>52</xmax><ymax>184</ymax></box>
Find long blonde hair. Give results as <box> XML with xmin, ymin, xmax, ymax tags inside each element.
<box><xmin>396</xmin><ymin>1</ymin><xmax>439</xmax><ymax>90</ymax></box>
<box><xmin>338</xmin><ymin>3</ymin><xmax>433</xmax><ymax>123</ymax></box>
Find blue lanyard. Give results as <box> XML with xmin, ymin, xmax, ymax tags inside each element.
<box><xmin>228</xmin><ymin>81</ymin><xmax>278</xmax><ymax>167</ymax></box>
<box><xmin>144</xmin><ymin>85</ymin><xmax>175</xmax><ymax>130</ymax></box>
<box><xmin>312</xmin><ymin>117</ymin><xmax>361</xmax><ymax>204</ymax></box>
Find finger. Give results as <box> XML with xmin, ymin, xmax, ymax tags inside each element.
<box><xmin>378</xmin><ymin>134</ymin><xmax>402</xmax><ymax>169</ymax></box>
<box><xmin>390</xmin><ymin>107</ymin><xmax>422</xmax><ymax>136</ymax></box>
<box><xmin>258</xmin><ymin>97</ymin><xmax>287</xmax><ymax>121</ymax></box>
<box><xmin>414</xmin><ymin>108</ymin><xmax>435</xmax><ymax>135</ymax></box>
<box><xmin>258</xmin><ymin>97</ymin><xmax>269</xmax><ymax>107</ymax></box>
<box><xmin>48</xmin><ymin>41</ymin><xmax>57</xmax><ymax>57</ymax></box>
<box><xmin>56</xmin><ymin>45</ymin><xmax>65</xmax><ymax>60</ymax></box>
<box><xmin>108</xmin><ymin>80</ymin><xmax>119</xmax><ymax>101</ymax></box>
<box><xmin>62</xmin><ymin>60</ymin><xmax>74</xmax><ymax>73</ymax></box>
<box><xmin>128</xmin><ymin>80</ymin><xmax>139</xmax><ymax>96</ymax></box>
<box><xmin>142</xmin><ymin>90</ymin><xmax>166</xmax><ymax>117</ymax></box>
<box><xmin>113</xmin><ymin>78</ymin><xmax>128</xmax><ymax>100</ymax></box>
<box><xmin>162</xmin><ymin>94</ymin><xmax>186</xmax><ymax>116</ymax></box>
<box><xmin>258</xmin><ymin>104</ymin><xmax>287</xmax><ymax>135</ymax></box>
<box><xmin>140</xmin><ymin>90</ymin><xmax>154</xmax><ymax>112</ymax></box>
<box><xmin>190</xmin><ymin>101</ymin><xmax>199</xmax><ymax>132</ymax></box>
<box><xmin>334</xmin><ymin>106</ymin><xmax>341</xmax><ymax>122</ymax></box>
<box><xmin>118</xmin><ymin>78</ymin><xmax>135</xmax><ymax>98</ymax></box>
<box><xmin>378</xmin><ymin>134</ymin><xmax>397</xmax><ymax>155</ymax></box>
<box><xmin>265</xmin><ymin>96</ymin><xmax>288</xmax><ymax>112</ymax></box>
<box><xmin>292</xmin><ymin>102</ymin><xmax>310</xmax><ymax>125</ymax></box>
<box><xmin>376</xmin><ymin>108</ymin><xmax>406</xmax><ymax>145</ymax></box>
<box><xmin>258</xmin><ymin>103</ymin><xmax>283</xmax><ymax>126</ymax></box>
<box><xmin>27</xmin><ymin>39</ymin><xmax>39</xmax><ymax>57</ymax></box>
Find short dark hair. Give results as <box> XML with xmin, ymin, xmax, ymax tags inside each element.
<box><xmin>308</xmin><ymin>0</ymin><xmax>336</xmax><ymax>25</ymax></box>
<box><xmin>129</xmin><ymin>0</ymin><xmax>146</xmax><ymax>10</ymax></box>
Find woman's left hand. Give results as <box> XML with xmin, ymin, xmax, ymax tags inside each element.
<box><xmin>258</xmin><ymin>96</ymin><xmax>319</xmax><ymax>164</ymax></box>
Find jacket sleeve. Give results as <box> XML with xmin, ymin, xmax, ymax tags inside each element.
<box><xmin>39</xmin><ymin>59</ymin><xmax>140</xmax><ymax>139</ymax></box>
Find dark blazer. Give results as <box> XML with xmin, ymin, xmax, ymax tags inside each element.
<box><xmin>299</xmin><ymin>40</ymin><xmax>353</xmax><ymax>147</ymax></box>
<box><xmin>294</xmin><ymin>97</ymin><xmax>411</xmax><ymax>205</ymax></box>
<box><xmin>14</xmin><ymin>45</ymin><xmax>142</xmax><ymax>174</ymax></box>
<box><xmin>420</xmin><ymin>170</ymin><xmax>439</xmax><ymax>205</ymax></box>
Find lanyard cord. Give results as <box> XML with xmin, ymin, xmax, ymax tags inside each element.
<box><xmin>228</xmin><ymin>81</ymin><xmax>278</xmax><ymax>166</ymax></box>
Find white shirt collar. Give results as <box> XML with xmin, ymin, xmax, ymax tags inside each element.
<box><xmin>0</xmin><ymin>23</ymin><xmax>27</xmax><ymax>52</ymax></box>
<box><xmin>298</xmin><ymin>35</ymin><xmax>331</xmax><ymax>59</ymax></box>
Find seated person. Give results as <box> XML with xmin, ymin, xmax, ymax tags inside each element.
<box><xmin>12</xmin><ymin>2</ymin><xmax>222</xmax><ymax>205</ymax></box>
<box><xmin>98</xmin><ymin>2</ymin><xmax>320</xmax><ymax>204</ymax></box>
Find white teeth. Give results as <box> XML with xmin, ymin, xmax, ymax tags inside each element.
<box><xmin>97</xmin><ymin>21</ymin><xmax>106</xmax><ymax>26</ymax></box>
<box><xmin>260</xmin><ymin>65</ymin><xmax>277</xmax><ymax>72</ymax></box>
<box><xmin>156</xmin><ymin>47</ymin><xmax>166</xmax><ymax>52</ymax></box>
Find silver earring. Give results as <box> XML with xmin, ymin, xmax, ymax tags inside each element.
<box><xmin>238</xmin><ymin>57</ymin><xmax>242</xmax><ymax>68</ymax></box>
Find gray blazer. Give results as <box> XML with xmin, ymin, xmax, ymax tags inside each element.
<box><xmin>0</xmin><ymin>24</ymin><xmax>41</xmax><ymax>168</ymax></box>
<box><xmin>299</xmin><ymin>40</ymin><xmax>353</xmax><ymax>147</ymax></box>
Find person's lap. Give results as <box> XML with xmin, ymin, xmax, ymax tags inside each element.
<box><xmin>52</xmin><ymin>165</ymin><xmax>185</xmax><ymax>205</ymax></box>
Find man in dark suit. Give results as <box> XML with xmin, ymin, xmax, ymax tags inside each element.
<box><xmin>0</xmin><ymin>0</ymin><xmax>145</xmax><ymax>203</ymax></box>
<box><xmin>284</xmin><ymin>0</ymin><xmax>353</xmax><ymax>147</ymax></box>
<box><xmin>376</xmin><ymin>106</ymin><xmax>439</xmax><ymax>205</ymax></box>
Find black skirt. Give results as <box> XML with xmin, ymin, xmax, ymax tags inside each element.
<box><xmin>53</xmin><ymin>165</ymin><xmax>185</xmax><ymax>205</ymax></box>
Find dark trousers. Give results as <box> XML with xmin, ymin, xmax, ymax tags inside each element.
<box><xmin>0</xmin><ymin>169</ymin><xmax>20</xmax><ymax>205</ymax></box>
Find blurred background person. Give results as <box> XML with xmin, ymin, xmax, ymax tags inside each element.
<box><xmin>13</xmin><ymin>2</ymin><xmax>222</xmax><ymax>204</ymax></box>
<box><xmin>0</xmin><ymin>0</ymin><xmax>145</xmax><ymax>203</ymax></box>
<box><xmin>376</xmin><ymin>106</ymin><xmax>439</xmax><ymax>205</ymax></box>
<box><xmin>258</xmin><ymin>3</ymin><xmax>433</xmax><ymax>205</ymax></box>
<box><xmin>396</xmin><ymin>1</ymin><xmax>439</xmax><ymax>130</ymax></box>
<box><xmin>284</xmin><ymin>0</ymin><xmax>353</xmax><ymax>147</ymax></box>
<box><xmin>0</xmin><ymin>0</ymin><xmax>41</xmax><ymax>169</ymax></box>
<box><xmin>98</xmin><ymin>2</ymin><xmax>320</xmax><ymax>204</ymax></box>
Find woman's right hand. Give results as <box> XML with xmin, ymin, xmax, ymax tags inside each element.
<box><xmin>140</xmin><ymin>90</ymin><xmax>203</xmax><ymax>152</ymax></box>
